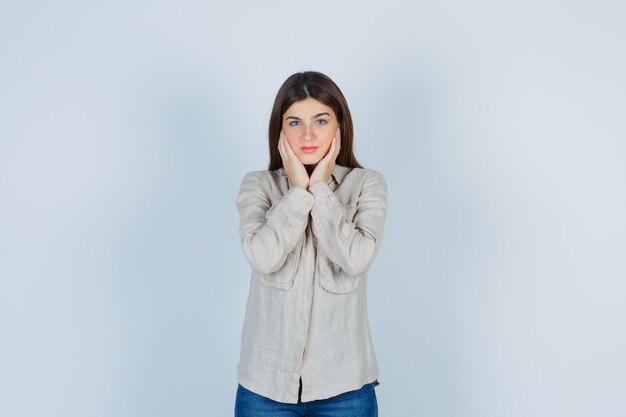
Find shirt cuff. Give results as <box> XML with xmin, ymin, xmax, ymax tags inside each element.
<box><xmin>285</xmin><ymin>185</ymin><xmax>315</xmax><ymax>215</ymax></box>
<box><xmin>308</xmin><ymin>181</ymin><xmax>334</xmax><ymax>199</ymax></box>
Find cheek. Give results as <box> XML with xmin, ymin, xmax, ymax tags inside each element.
<box><xmin>319</xmin><ymin>132</ymin><xmax>334</xmax><ymax>152</ymax></box>
<box><xmin>282</xmin><ymin>124</ymin><xmax>299</xmax><ymax>145</ymax></box>
<box><xmin>285</xmin><ymin>135</ymin><xmax>300</xmax><ymax>151</ymax></box>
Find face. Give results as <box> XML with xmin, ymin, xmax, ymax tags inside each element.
<box><xmin>281</xmin><ymin>97</ymin><xmax>339</xmax><ymax>165</ymax></box>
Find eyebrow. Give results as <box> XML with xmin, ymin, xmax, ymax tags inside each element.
<box><xmin>285</xmin><ymin>112</ymin><xmax>330</xmax><ymax>120</ymax></box>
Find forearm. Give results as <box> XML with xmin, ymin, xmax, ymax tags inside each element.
<box><xmin>309</xmin><ymin>171</ymin><xmax>387</xmax><ymax>275</ymax></box>
<box><xmin>237</xmin><ymin>173</ymin><xmax>313</xmax><ymax>275</ymax></box>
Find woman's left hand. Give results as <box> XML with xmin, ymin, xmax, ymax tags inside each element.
<box><xmin>309</xmin><ymin>127</ymin><xmax>341</xmax><ymax>188</ymax></box>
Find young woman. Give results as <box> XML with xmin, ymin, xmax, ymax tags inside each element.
<box><xmin>234</xmin><ymin>71</ymin><xmax>388</xmax><ymax>417</ymax></box>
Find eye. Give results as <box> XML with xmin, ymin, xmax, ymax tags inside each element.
<box><xmin>289</xmin><ymin>120</ymin><xmax>301</xmax><ymax>126</ymax></box>
<box><xmin>316</xmin><ymin>119</ymin><xmax>328</xmax><ymax>125</ymax></box>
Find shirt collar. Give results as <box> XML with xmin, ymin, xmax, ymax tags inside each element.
<box><xmin>277</xmin><ymin>164</ymin><xmax>351</xmax><ymax>185</ymax></box>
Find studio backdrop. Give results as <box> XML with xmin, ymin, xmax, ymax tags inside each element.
<box><xmin>1</xmin><ymin>1</ymin><xmax>624</xmax><ymax>416</ymax></box>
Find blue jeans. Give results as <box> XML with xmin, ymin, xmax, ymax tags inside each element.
<box><xmin>234</xmin><ymin>381</ymin><xmax>378</xmax><ymax>417</ymax></box>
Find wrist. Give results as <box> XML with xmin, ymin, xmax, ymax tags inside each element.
<box><xmin>308</xmin><ymin>178</ymin><xmax>320</xmax><ymax>187</ymax></box>
<box><xmin>308</xmin><ymin>180</ymin><xmax>332</xmax><ymax>196</ymax></box>
<box><xmin>292</xmin><ymin>181</ymin><xmax>308</xmax><ymax>190</ymax></box>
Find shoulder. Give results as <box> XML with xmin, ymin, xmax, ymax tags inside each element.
<box><xmin>345</xmin><ymin>167</ymin><xmax>387</xmax><ymax>188</ymax></box>
<box><xmin>237</xmin><ymin>169</ymin><xmax>285</xmax><ymax>200</ymax></box>
<box><xmin>239</xmin><ymin>169</ymin><xmax>281</xmax><ymax>186</ymax></box>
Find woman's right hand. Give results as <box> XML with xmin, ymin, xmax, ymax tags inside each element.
<box><xmin>278</xmin><ymin>130</ymin><xmax>309</xmax><ymax>189</ymax></box>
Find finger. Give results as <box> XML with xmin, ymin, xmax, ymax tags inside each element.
<box><xmin>328</xmin><ymin>137</ymin><xmax>338</xmax><ymax>159</ymax></box>
<box><xmin>327</xmin><ymin>137</ymin><xmax>335</xmax><ymax>157</ymax></box>
<box><xmin>278</xmin><ymin>134</ymin><xmax>287</xmax><ymax>162</ymax></box>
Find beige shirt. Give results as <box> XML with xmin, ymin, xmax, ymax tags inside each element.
<box><xmin>235</xmin><ymin>163</ymin><xmax>388</xmax><ymax>404</ymax></box>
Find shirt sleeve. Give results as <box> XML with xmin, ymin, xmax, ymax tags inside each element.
<box><xmin>309</xmin><ymin>169</ymin><xmax>388</xmax><ymax>276</ymax></box>
<box><xmin>236</xmin><ymin>171</ymin><xmax>314</xmax><ymax>275</ymax></box>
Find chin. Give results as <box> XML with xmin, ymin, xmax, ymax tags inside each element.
<box><xmin>299</xmin><ymin>155</ymin><xmax>322</xmax><ymax>165</ymax></box>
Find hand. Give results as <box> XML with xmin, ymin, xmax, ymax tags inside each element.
<box><xmin>278</xmin><ymin>130</ymin><xmax>309</xmax><ymax>189</ymax></box>
<box><xmin>309</xmin><ymin>127</ymin><xmax>341</xmax><ymax>187</ymax></box>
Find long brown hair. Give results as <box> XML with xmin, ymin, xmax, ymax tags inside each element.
<box><xmin>268</xmin><ymin>71</ymin><xmax>363</xmax><ymax>170</ymax></box>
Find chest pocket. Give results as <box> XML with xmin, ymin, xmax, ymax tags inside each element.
<box><xmin>259</xmin><ymin>247</ymin><xmax>301</xmax><ymax>290</ymax></box>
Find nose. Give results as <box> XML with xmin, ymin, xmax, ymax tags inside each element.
<box><xmin>302</xmin><ymin>123</ymin><xmax>315</xmax><ymax>142</ymax></box>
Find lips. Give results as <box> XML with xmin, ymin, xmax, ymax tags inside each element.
<box><xmin>300</xmin><ymin>147</ymin><xmax>318</xmax><ymax>154</ymax></box>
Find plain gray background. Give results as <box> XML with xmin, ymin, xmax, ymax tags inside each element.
<box><xmin>1</xmin><ymin>1</ymin><xmax>625</xmax><ymax>416</ymax></box>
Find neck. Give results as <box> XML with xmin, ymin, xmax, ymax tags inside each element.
<box><xmin>304</xmin><ymin>164</ymin><xmax>317</xmax><ymax>176</ymax></box>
